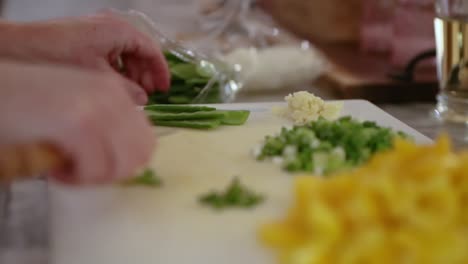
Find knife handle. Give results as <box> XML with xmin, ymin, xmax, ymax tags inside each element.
<box><xmin>0</xmin><ymin>143</ymin><xmax>64</xmax><ymax>183</ymax></box>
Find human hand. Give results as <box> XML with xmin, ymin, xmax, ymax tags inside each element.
<box><xmin>0</xmin><ymin>62</ymin><xmax>155</xmax><ymax>185</ymax></box>
<box><xmin>0</xmin><ymin>12</ymin><xmax>170</xmax><ymax>104</ymax></box>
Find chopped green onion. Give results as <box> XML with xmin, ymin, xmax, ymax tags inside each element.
<box><xmin>123</xmin><ymin>169</ymin><xmax>162</xmax><ymax>187</ymax></box>
<box><xmin>256</xmin><ymin>116</ymin><xmax>411</xmax><ymax>175</ymax></box>
<box><xmin>199</xmin><ymin>178</ymin><xmax>264</xmax><ymax>210</ymax></box>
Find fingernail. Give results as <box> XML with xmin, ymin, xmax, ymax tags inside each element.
<box><xmin>133</xmin><ymin>90</ymin><xmax>148</xmax><ymax>105</ymax></box>
<box><xmin>138</xmin><ymin>92</ymin><xmax>148</xmax><ymax>105</ymax></box>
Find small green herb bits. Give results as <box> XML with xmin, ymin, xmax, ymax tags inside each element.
<box><xmin>123</xmin><ymin>168</ymin><xmax>162</xmax><ymax>187</ymax></box>
<box><xmin>199</xmin><ymin>178</ymin><xmax>264</xmax><ymax>210</ymax></box>
<box><xmin>255</xmin><ymin>116</ymin><xmax>410</xmax><ymax>175</ymax></box>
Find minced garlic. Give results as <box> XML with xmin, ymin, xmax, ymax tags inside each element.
<box><xmin>273</xmin><ymin>91</ymin><xmax>342</xmax><ymax>125</ymax></box>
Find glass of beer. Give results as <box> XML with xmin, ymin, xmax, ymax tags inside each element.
<box><xmin>434</xmin><ymin>0</ymin><xmax>468</xmax><ymax>123</ymax></box>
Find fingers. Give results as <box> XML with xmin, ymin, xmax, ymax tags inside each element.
<box><xmin>136</xmin><ymin>41</ymin><xmax>171</xmax><ymax>93</ymax></box>
<box><xmin>90</xmin><ymin>12</ymin><xmax>171</xmax><ymax>94</ymax></box>
<box><xmin>120</xmin><ymin>76</ymin><xmax>149</xmax><ymax>105</ymax></box>
<box><xmin>51</xmin><ymin>75</ymin><xmax>155</xmax><ymax>186</ymax></box>
<box><xmin>120</xmin><ymin>25</ymin><xmax>171</xmax><ymax>93</ymax></box>
<box><xmin>96</xmin><ymin>59</ymin><xmax>148</xmax><ymax>105</ymax></box>
<box><xmin>52</xmin><ymin>104</ymin><xmax>113</xmax><ymax>185</ymax></box>
<box><xmin>0</xmin><ymin>62</ymin><xmax>154</xmax><ymax>186</ymax></box>
<box><xmin>100</xmin><ymin>90</ymin><xmax>156</xmax><ymax>183</ymax></box>
<box><xmin>122</xmin><ymin>53</ymin><xmax>163</xmax><ymax>95</ymax></box>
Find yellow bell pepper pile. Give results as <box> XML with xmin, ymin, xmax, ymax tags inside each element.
<box><xmin>259</xmin><ymin>136</ymin><xmax>468</xmax><ymax>264</ymax></box>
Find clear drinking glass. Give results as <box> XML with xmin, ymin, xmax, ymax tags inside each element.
<box><xmin>434</xmin><ymin>0</ymin><xmax>468</xmax><ymax>123</ymax></box>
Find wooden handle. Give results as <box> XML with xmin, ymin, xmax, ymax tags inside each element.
<box><xmin>0</xmin><ymin>143</ymin><xmax>64</xmax><ymax>183</ymax></box>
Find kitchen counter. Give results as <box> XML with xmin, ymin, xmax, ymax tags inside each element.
<box><xmin>380</xmin><ymin>103</ymin><xmax>468</xmax><ymax>148</ymax></box>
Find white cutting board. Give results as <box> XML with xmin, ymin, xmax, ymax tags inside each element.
<box><xmin>49</xmin><ymin>100</ymin><xmax>432</xmax><ymax>264</ymax></box>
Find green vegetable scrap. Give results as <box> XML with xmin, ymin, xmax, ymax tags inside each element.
<box><xmin>145</xmin><ymin>110</ymin><xmax>226</xmax><ymax>121</ymax></box>
<box><xmin>123</xmin><ymin>169</ymin><xmax>162</xmax><ymax>187</ymax></box>
<box><xmin>153</xmin><ymin>119</ymin><xmax>221</xmax><ymax>129</ymax></box>
<box><xmin>144</xmin><ymin>104</ymin><xmax>250</xmax><ymax>129</ymax></box>
<box><xmin>219</xmin><ymin>110</ymin><xmax>251</xmax><ymax>126</ymax></box>
<box><xmin>144</xmin><ymin>104</ymin><xmax>216</xmax><ymax>113</ymax></box>
<box><xmin>256</xmin><ymin>116</ymin><xmax>410</xmax><ymax>175</ymax></box>
<box><xmin>199</xmin><ymin>178</ymin><xmax>264</xmax><ymax>210</ymax></box>
<box><xmin>147</xmin><ymin>52</ymin><xmax>222</xmax><ymax>104</ymax></box>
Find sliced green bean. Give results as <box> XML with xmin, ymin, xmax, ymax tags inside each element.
<box><xmin>144</xmin><ymin>104</ymin><xmax>217</xmax><ymax>113</ymax></box>
<box><xmin>170</xmin><ymin>64</ymin><xmax>199</xmax><ymax>80</ymax></box>
<box><xmin>168</xmin><ymin>96</ymin><xmax>192</xmax><ymax>104</ymax></box>
<box><xmin>164</xmin><ymin>51</ymin><xmax>185</xmax><ymax>64</ymax></box>
<box><xmin>186</xmin><ymin>78</ymin><xmax>211</xmax><ymax>85</ymax></box>
<box><xmin>152</xmin><ymin>120</ymin><xmax>221</xmax><ymax>129</ymax></box>
<box><xmin>220</xmin><ymin>110</ymin><xmax>251</xmax><ymax>125</ymax></box>
<box><xmin>146</xmin><ymin>110</ymin><xmax>226</xmax><ymax>121</ymax></box>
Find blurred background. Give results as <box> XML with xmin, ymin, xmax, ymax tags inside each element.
<box><xmin>0</xmin><ymin>0</ymin><xmax>439</xmax><ymax>103</ymax></box>
<box><xmin>3</xmin><ymin>0</ymin><xmax>459</xmax><ymax>147</ymax></box>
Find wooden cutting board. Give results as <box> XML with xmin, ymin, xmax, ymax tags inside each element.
<box><xmin>49</xmin><ymin>102</ymin><xmax>431</xmax><ymax>264</ymax></box>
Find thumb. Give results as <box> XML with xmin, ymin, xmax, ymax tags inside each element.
<box><xmin>97</xmin><ymin>60</ymin><xmax>149</xmax><ymax>106</ymax></box>
<box><xmin>119</xmin><ymin>76</ymin><xmax>149</xmax><ymax>105</ymax></box>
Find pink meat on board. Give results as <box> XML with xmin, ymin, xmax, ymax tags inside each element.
<box><xmin>390</xmin><ymin>0</ymin><xmax>435</xmax><ymax>67</ymax></box>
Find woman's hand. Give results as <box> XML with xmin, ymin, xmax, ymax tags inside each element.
<box><xmin>0</xmin><ymin>62</ymin><xmax>156</xmax><ymax>185</ymax></box>
<box><xmin>0</xmin><ymin>12</ymin><xmax>170</xmax><ymax>104</ymax></box>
